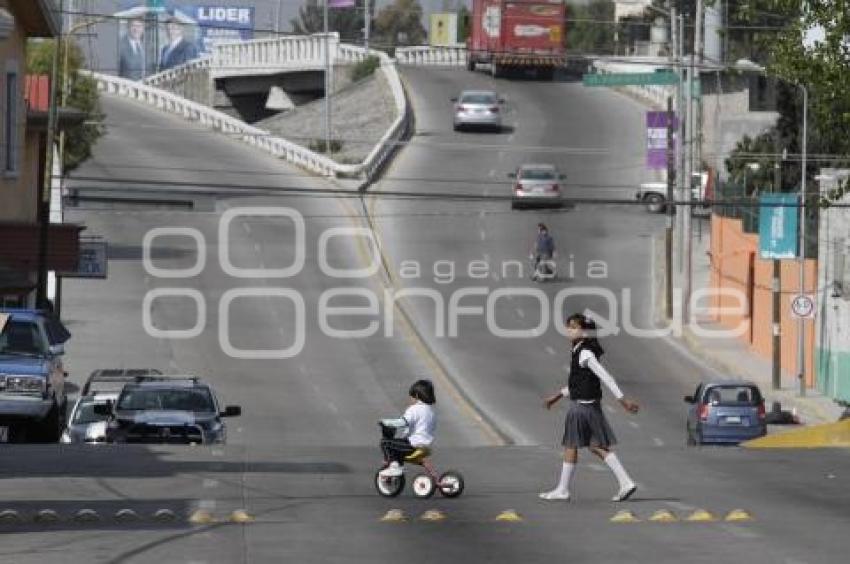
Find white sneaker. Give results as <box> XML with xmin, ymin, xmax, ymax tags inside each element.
<box><xmin>539</xmin><ymin>490</ymin><xmax>570</xmax><ymax>501</ymax></box>
<box><xmin>612</xmin><ymin>483</ymin><xmax>637</xmax><ymax>502</ymax></box>
<box><xmin>379</xmin><ymin>462</ymin><xmax>403</xmax><ymax>478</ymax></box>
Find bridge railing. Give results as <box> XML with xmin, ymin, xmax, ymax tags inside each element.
<box><xmin>87</xmin><ymin>71</ymin><xmax>341</xmax><ymax>177</ymax></box>
<box><xmin>143</xmin><ymin>57</ymin><xmax>213</xmax><ymax>106</ymax></box>
<box><xmin>87</xmin><ymin>42</ymin><xmax>410</xmax><ymax>182</ymax></box>
<box><xmin>212</xmin><ymin>33</ymin><xmax>336</xmax><ymax>74</ymax></box>
<box><xmin>591</xmin><ymin>60</ymin><xmax>674</xmax><ymax>108</ymax></box>
<box><xmin>394</xmin><ymin>46</ymin><xmax>467</xmax><ymax>66</ymax></box>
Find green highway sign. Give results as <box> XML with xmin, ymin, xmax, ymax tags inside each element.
<box><xmin>583</xmin><ymin>71</ymin><xmax>678</xmax><ymax>87</ymax></box>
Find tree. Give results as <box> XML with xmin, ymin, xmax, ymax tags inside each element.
<box><xmin>291</xmin><ymin>0</ymin><xmax>376</xmax><ymax>44</ymax></box>
<box><xmin>565</xmin><ymin>1</ymin><xmax>616</xmax><ymax>55</ymax></box>
<box><xmin>27</xmin><ymin>40</ymin><xmax>103</xmax><ymax>173</ymax></box>
<box><xmin>373</xmin><ymin>0</ymin><xmax>426</xmax><ymax>47</ymax></box>
<box><xmin>769</xmin><ymin>0</ymin><xmax>850</xmax><ymax>158</ymax></box>
<box><xmin>457</xmin><ymin>4</ymin><xmax>471</xmax><ymax>43</ymax></box>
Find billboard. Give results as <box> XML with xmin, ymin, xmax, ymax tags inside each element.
<box><xmin>113</xmin><ymin>2</ymin><xmax>254</xmax><ymax>80</ymax></box>
<box><xmin>646</xmin><ymin>111</ymin><xmax>676</xmax><ymax>170</ymax></box>
<box><xmin>191</xmin><ymin>6</ymin><xmax>255</xmax><ymax>53</ymax></box>
<box><xmin>430</xmin><ymin>13</ymin><xmax>459</xmax><ymax>47</ymax></box>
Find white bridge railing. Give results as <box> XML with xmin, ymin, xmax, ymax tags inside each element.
<box><xmin>89</xmin><ymin>37</ymin><xmax>409</xmax><ymax>181</ymax></box>
<box><xmin>591</xmin><ymin>60</ymin><xmax>674</xmax><ymax>108</ymax></box>
<box><xmin>395</xmin><ymin>46</ymin><xmax>467</xmax><ymax>66</ymax></box>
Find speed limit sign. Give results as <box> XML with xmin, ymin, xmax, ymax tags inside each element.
<box><xmin>791</xmin><ymin>294</ymin><xmax>815</xmax><ymax>318</ymax></box>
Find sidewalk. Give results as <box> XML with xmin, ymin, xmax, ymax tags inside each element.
<box><xmin>655</xmin><ymin>218</ymin><xmax>846</xmax><ymax>426</ymax></box>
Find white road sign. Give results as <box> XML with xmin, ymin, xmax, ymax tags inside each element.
<box><xmin>790</xmin><ymin>294</ymin><xmax>815</xmax><ymax>318</ymax></box>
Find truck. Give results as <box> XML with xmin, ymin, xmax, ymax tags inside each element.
<box><xmin>466</xmin><ymin>0</ymin><xmax>567</xmax><ymax>80</ymax></box>
<box><xmin>0</xmin><ymin>309</ymin><xmax>71</xmax><ymax>442</ymax></box>
<box><xmin>635</xmin><ymin>170</ymin><xmax>714</xmax><ymax>215</ymax></box>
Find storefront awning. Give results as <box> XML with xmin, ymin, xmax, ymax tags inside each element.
<box><xmin>0</xmin><ymin>223</ymin><xmax>85</xmax><ymax>272</ymax></box>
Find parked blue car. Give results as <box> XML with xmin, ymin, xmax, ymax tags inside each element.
<box><xmin>0</xmin><ymin>309</ymin><xmax>71</xmax><ymax>442</ymax></box>
<box><xmin>685</xmin><ymin>381</ymin><xmax>767</xmax><ymax>446</ymax></box>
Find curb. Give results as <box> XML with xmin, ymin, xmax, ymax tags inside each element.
<box><xmin>742</xmin><ymin>419</ymin><xmax>850</xmax><ymax>449</ymax></box>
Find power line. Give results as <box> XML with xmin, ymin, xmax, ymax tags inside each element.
<box><xmin>64</xmin><ymin>174</ymin><xmax>850</xmax><ymax>207</ymax></box>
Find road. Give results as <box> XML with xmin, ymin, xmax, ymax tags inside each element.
<box><xmin>0</xmin><ymin>69</ymin><xmax>847</xmax><ymax>564</ymax></box>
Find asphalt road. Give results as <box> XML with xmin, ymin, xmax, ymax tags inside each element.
<box><xmin>0</xmin><ymin>71</ymin><xmax>847</xmax><ymax>564</ymax></box>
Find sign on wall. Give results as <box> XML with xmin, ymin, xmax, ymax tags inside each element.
<box><xmin>61</xmin><ymin>241</ymin><xmax>109</xmax><ymax>279</ymax></box>
<box><xmin>758</xmin><ymin>194</ymin><xmax>799</xmax><ymax>259</ymax></box>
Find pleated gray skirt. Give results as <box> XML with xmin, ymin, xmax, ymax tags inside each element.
<box><xmin>562</xmin><ymin>401</ymin><xmax>618</xmax><ymax>448</ymax></box>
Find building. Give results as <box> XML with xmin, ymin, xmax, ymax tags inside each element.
<box><xmin>815</xmin><ymin>169</ymin><xmax>850</xmax><ymax>404</ymax></box>
<box><xmin>0</xmin><ymin>0</ymin><xmax>83</xmax><ymax>308</ymax></box>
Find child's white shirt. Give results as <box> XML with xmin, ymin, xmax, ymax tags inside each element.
<box><xmin>561</xmin><ymin>348</ymin><xmax>625</xmax><ymax>401</ymax></box>
<box><xmin>402</xmin><ymin>401</ymin><xmax>436</xmax><ymax>447</ymax></box>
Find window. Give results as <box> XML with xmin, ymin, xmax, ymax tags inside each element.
<box><xmin>4</xmin><ymin>71</ymin><xmax>18</xmax><ymax>173</ymax></box>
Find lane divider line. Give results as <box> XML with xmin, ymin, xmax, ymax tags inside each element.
<box><xmin>356</xmin><ymin>193</ymin><xmax>510</xmax><ymax>446</ymax></box>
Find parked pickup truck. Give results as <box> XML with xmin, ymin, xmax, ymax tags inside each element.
<box><xmin>636</xmin><ymin>171</ymin><xmax>713</xmax><ymax>214</ymax></box>
<box><xmin>0</xmin><ymin>309</ymin><xmax>71</xmax><ymax>442</ymax></box>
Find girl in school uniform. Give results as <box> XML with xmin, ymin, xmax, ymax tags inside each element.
<box><xmin>540</xmin><ymin>313</ymin><xmax>640</xmax><ymax>502</ymax></box>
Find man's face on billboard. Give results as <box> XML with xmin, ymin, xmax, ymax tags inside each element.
<box><xmin>129</xmin><ymin>20</ymin><xmax>144</xmax><ymax>40</ymax></box>
<box><xmin>167</xmin><ymin>22</ymin><xmax>183</xmax><ymax>42</ymax></box>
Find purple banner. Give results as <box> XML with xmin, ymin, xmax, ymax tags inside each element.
<box><xmin>646</xmin><ymin>111</ymin><xmax>677</xmax><ymax>170</ymax></box>
<box><xmin>329</xmin><ymin>0</ymin><xmax>356</xmax><ymax>7</ymax></box>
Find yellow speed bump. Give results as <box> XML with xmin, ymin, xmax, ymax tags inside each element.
<box><xmin>725</xmin><ymin>509</ymin><xmax>754</xmax><ymax>522</ymax></box>
<box><xmin>610</xmin><ymin>510</ymin><xmax>640</xmax><ymax>523</ymax></box>
<box><xmin>420</xmin><ymin>509</ymin><xmax>446</xmax><ymax>522</ymax></box>
<box><xmin>495</xmin><ymin>509</ymin><xmax>523</xmax><ymax>522</ymax></box>
<box><xmin>743</xmin><ymin>420</ymin><xmax>850</xmax><ymax>449</ymax></box>
<box><xmin>685</xmin><ymin>509</ymin><xmax>716</xmax><ymax>522</ymax></box>
<box><xmin>0</xmin><ymin>510</ymin><xmax>22</xmax><ymax>524</ymax></box>
<box><xmin>648</xmin><ymin>509</ymin><xmax>678</xmax><ymax>523</ymax></box>
<box><xmin>230</xmin><ymin>510</ymin><xmax>255</xmax><ymax>524</ymax></box>
<box><xmin>379</xmin><ymin>509</ymin><xmax>407</xmax><ymax>523</ymax></box>
<box><xmin>34</xmin><ymin>509</ymin><xmax>61</xmax><ymax>523</ymax></box>
<box><xmin>188</xmin><ymin>509</ymin><xmax>216</xmax><ymax>525</ymax></box>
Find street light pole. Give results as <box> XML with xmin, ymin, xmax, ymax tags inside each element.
<box><xmin>364</xmin><ymin>0</ymin><xmax>370</xmax><ymax>51</ymax></box>
<box><xmin>323</xmin><ymin>1</ymin><xmax>332</xmax><ymax>156</ymax></box>
<box><xmin>797</xmin><ymin>84</ymin><xmax>808</xmax><ymax>397</ymax></box>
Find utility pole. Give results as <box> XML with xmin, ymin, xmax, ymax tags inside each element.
<box><xmin>666</xmin><ymin>95</ymin><xmax>675</xmax><ymax>319</ymax></box>
<box><xmin>772</xmin><ymin>139</ymin><xmax>783</xmax><ymax>390</ymax></box>
<box><xmin>323</xmin><ymin>1</ymin><xmax>332</xmax><ymax>156</ymax></box>
<box><xmin>675</xmin><ymin>13</ymin><xmax>685</xmax><ymax>277</ymax></box>
<box><xmin>684</xmin><ymin>0</ymin><xmax>704</xmax><ymax>322</ymax></box>
<box><xmin>797</xmin><ymin>86</ymin><xmax>808</xmax><ymax>397</ymax></box>
<box><xmin>364</xmin><ymin>0</ymin><xmax>370</xmax><ymax>51</ymax></box>
<box><xmin>37</xmin><ymin>0</ymin><xmax>64</xmax><ymax>309</ymax></box>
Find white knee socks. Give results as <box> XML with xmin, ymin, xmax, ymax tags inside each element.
<box><xmin>604</xmin><ymin>452</ymin><xmax>634</xmax><ymax>489</ymax></box>
<box><xmin>555</xmin><ymin>462</ymin><xmax>575</xmax><ymax>494</ymax></box>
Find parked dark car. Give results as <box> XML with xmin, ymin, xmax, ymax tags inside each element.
<box><xmin>62</xmin><ymin>368</ymin><xmax>163</xmax><ymax>444</ymax></box>
<box><xmin>0</xmin><ymin>309</ymin><xmax>71</xmax><ymax>442</ymax></box>
<box><xmin>685</xmin><ymin>381</ymin><xmax>767</xmax><ymax>445</ymax></box>
<box><xmin>98</xmin><ymin>376</ymin><xmax>241</xmax><ymax>445</ymax></box>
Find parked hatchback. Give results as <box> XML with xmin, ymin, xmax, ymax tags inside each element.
<box><xmin>685</xmin><ymin>381</ymin><xmax>767</xmax><ymax>445</ymax></box>
<box><xmin>452</xmin><ymin>90</ymin><xmax>503</xmax><ymax>132</ymax></box>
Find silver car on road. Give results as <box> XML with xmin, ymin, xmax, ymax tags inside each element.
<box><xmin>452</xmin><ymin>90</ymin><xmax>504</xmax><ymax>132</ymax></box>
<box><xmin>510</xmin><ymin>164</ymin><xmax>565</xmax><ymax>209</ymax></box>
